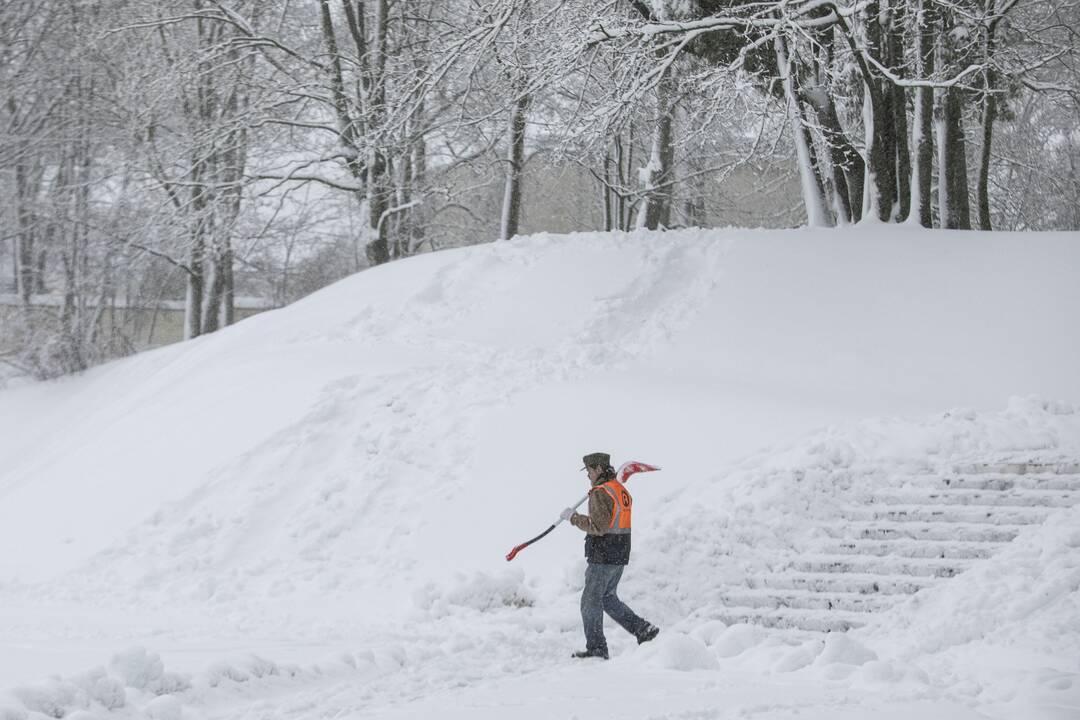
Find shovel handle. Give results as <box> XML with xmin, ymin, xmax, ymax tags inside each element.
<box><xmin>504</xmin><ymin>462</ymin><xmax>661</xmax><ymax>561</ymax></box>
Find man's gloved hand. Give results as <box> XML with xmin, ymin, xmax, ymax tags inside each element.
<box><xmin>559</xmin><ymin>507</ymin><xmax>575</xmax><ymax>522</ymax></box>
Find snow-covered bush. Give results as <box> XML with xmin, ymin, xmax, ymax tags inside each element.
<box><xmin>413</xmin><ymin>570</ymin><xmax>536</xmax><ymax>616</ymax></box>
<box><xmin>108</xmin><ymin>647</ymin><xmax>190</xmax><ymax>695</ymax></box>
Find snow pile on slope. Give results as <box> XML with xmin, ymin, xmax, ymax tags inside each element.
<box><xmin>0</xmin><ymin>647</ymin><xmax>381</xmax><ymax>720</ymax></box>
<box><xmin>858</xmin><ymin>501</ymin><xmax>1080</xmax><ymax>718</ymax></box>
<box><xmin>869</xmin><ymin>504</ymin><xmax>1080</xmax><ymax>659</ymax></box>
<box><xmin>632</xmin><ymin>397</ymin><xmax>1080</xmax><ymax>623</ymax></box>
<box><xmin>640</xmin><ymin>633</ymin><xmax>721</xmax><ymax>671</ymax></box>
<box><xmin>1</xmin><ymin>227</ymin><xmax>1079</xmax><ymax>717</ymax></box>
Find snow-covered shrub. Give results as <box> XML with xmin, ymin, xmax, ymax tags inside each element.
<box><xmin>413</xmin><ymin>570</ymin><xmax>536</xmax><ymax>616</ymax></box>
<box><xmin>202</xmin><ymin>663</ymin><xmax>251</xmax><ymax>688</ymax></box>
<box><xmin>9</xmin><ymin>679</ymin><xmax>82</xmax><ymax>718</ymax></box>
<box><xmin>70</xmin><ymin>668</ymin><xmax>125</xmax><ymax>710</ymax></box>
<box><xmin>240</xmin><ymin>655</ymin><xmax>279</xmax><ymax>679</ymax></box>
<box><xmin>108</xmin><ymin>647</ymin><xmax>190</xmax><ymax>695</ymax></box>
<box><xmin>108</xmin><ymin>647</ymin><xmax>164</xmax><ymax>692</ymax></box>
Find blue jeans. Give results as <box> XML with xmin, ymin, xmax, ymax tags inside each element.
<box><xmin>581</xmin><ymin>563</ymin><xmax>648</xmax><ymax>654</ymax></box>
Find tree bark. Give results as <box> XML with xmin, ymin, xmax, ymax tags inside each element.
<box><xmin>637</xmin><ymin>63</ymin><xmax>676</xmax><ymax>231</ymax></box>
<box><xmin>888</xmin><ymin>0</ymin><xmax>911</xmax><ymax>222</ymax></box>
<box><xmin>939</xmin><ymin>87</ymin><xmax>972</xmax><ymax>230</ymax></box>
<box><xmin>976</xmin><ymin>4</ymin><xmax>999</xmax><ymax>231</ymax></box>
<box><xmin>863</xmin><ymin>1</ymin><xmax>897</xmax><ymax>222</ymax></box>
<box><xmin>601</xmin><ymin>149</ymin><xmax>615</xmax><ymax>232</ymax></box>
<box><xmin>14</xmin><ymin>157</ymin><xmax>36</xmax><ymax>304</ymax></box>
<box><xmin>365</xmin><ymin>0</ymin><xmax>391</xmax><ymax>266</ymax></box>
<box><xmin>776</xmin><ymin>36</ymin><xmax>831</xmax><ymax>227</ymax></box>
<box><xmin>500</xmin><ymin>88</ymin><xmax>530</xmax><ymax>240</ymax></box>
<box><xmin>912</xmin><ymin>0</ymin><xmax>936</xmax><ymax>227</ymax></box>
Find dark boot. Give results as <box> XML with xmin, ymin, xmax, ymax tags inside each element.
<box><xmin>572</xmin><ymin>648</ymin><xmax>609</xmax><ymax>660</ymax></box>
<box><xmin>636</xmin><ymin>623</ymin><xmax>660</xmax><ymax>645</ymax></box>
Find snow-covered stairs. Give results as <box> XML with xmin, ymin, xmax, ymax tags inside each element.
<box><xmin>714</xmin><ymin>462</ymin><xmax>1080</xmax><ymax>633</ymax></box>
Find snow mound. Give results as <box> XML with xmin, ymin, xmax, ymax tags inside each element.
<box><xmin>772</xmin><ymin>640</ymin><xmax>824</xmax><ymax>672</ymax></box>
<box><xmin>865</xmin><ymin>504</ymin><xmax>1080</xmax><ymax>659</ymax></box>
<box><xmin>0</xmin><ymin>227</ymin><xmax>1078</xmax><ymax>716</ymax></box>
<box><xmin>712</xmin><ymin>624</ymin><xmax>768</xmax><ymax>658</ymax></box>
<box><xmin>641</xmin><ymin>634</ymin><xmax>720</xmax><ymax>671</ymax></box>
<box><xmin>145</xmin><ymin>695</ymin><xmax>182</xmax><ymax>720</ymax></box>
<box><xmin>814</xmin><ymin>634</ymin><xmax>878</xmax><ymax>667</ymax></box>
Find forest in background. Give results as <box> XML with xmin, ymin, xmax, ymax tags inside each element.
<box><xmin>1</xmin><ymin>0</ymin><xmax>1077</xmax><ymax>379</ymax></box>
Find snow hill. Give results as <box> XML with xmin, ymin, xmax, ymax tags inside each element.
<box><xmin>1</xmin><ymin>226</ymin><xmax>1079</xmax><ymax>720</ymax></box>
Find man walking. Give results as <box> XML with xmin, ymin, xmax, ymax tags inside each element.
<box><xmin>561</xmin><ymin>452</ymin><xmax>660</xmax><ymax>659</ymax></box>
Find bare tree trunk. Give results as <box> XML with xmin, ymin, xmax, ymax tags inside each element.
<box><xmin>500</xmin><ymin>88</ymin><xmax>530</xmax><ymax>240</ymax></box>
<box><xmin>409</xmin><ymin>132</ymin><xmax>427</xmax><ymax>254</ymax></box>
<box><xmin>202</xmin><ymin>260</ymin><xmax>224</xmax><ymax>334</ymax></box>
<box><xmin>601</xmin><ymin>149</ymin><xmax>614</xmax><ymax>232</ymax></box>
<box><xmin>206</xmin><ymin>63</ymin><xmax>248</xmax><ymax>332</ymax></box>
<box><xmin>365</xmin><ymin>0</ymin><xmax>392</xmax><ymax>266</ymax></box>
<box><xmin>14</xmin><ymin>157</ymin><xmax>36</xmax><ymax>304</ymax></box>
<box><xmin>35</xmin><ymin>247</ymin><xmax>47</xmax><ymax>294</ymax></box>
<box><xmin>803</xmin><ymin>30</ymin><xmax>862</xmax><ymax>224</ymax></box>
<box><xmin>614</xmin><ymin>130</ymin><xmax>632</xmax><ymax>231</ymax></box>
<box><xmin>889</xmin><ymin>0</ymin><xmax>911</xmax><ymax>222</ymax></box>
<box><xmin>976</xmin><ymin>77</ymin><xmax>996</xmax><ymax>231</ymax></box>
<box><xmin>976</xmin><ymin>3</ymin><xmax>1000</xmax><ymax>231</ymax></box>
<box><xmin>637</xmin><ymin>64</ymin><xmax>676</xmax><ymax>230</ymax></box>
<box><xmin>939</xmin><ymin>87</ymin><xmax>972</xmax><ymax>230</ymax></box>
<box><xmin>863</xmin><ymin>1</ymin><xmax>897</xmax><ymax>222</ymax></box>
<box><xmin>912</xmin><ymin>0</ymin><xmax>936</xmax><ymax>227</ymax></box>
<box><xmin>222</xmin><ymin>245</ymin><xmax>235</xmax><ymax>326</ymax></box>
<box><xmin>186</xmin><ymin>148</ymin><xmax>209</xmax><ymax>339</ymax></box>
<box><xmin>776</xmin><ymin>35</ymin><xmax>831</xmax><ymax>227</ymax></box>
<box><xmin>318</xmin><ymin>0</ymin><xmax>363</xmax><ymax>175</ymax></box>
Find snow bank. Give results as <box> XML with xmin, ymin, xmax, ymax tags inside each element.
<box><xmin>0</xmin><ymin>647</ymin><xmax>382</xmax><ymax>720</ymax></box>
<box><xmin>636</xmin><ymin>397</ymin><xmax>1080</xmax><ymax>623</ymax></box>
<box><xmin>0</xmin><ymin>226</ymin><xmax>1078</xmax><ymax>716</ymax></box>
<box><xmin>816</xmin><ymin>634</ymin><xmax>878</xmax><ymax>666</ymax></box>
<box><xmin>866</xmin><ymin>504</ymin><xmax>1080</xmax><ymax>660</ymax></box>
<box><xmin>640</xmin><ymin>634</ymin><xmax>720</xmax><ymax>671</ymax></box>
<box><xmin>2</xmin><ymin>651</ymin><xmax>150</xmax><ymax>718</ymax></box>
<box><xmin>712</xmin><ymin>624</ymin><xmax>768</xmax><ymax>658</ymax></box>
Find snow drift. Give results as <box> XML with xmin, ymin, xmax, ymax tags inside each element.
<box><xmin>1</xmin><ymin>226</ymin><xmax>1078</xmax><ymax>718</ymax></box>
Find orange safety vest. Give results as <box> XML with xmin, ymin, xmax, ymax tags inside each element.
<box><xmin>595</xmin><ymin>479</ymin><xmax>632</xmax><ymax>534</ymax></box>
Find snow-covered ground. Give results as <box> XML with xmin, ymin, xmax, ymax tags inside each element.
<box><xmin>1</xmin><ymin>226</ymin><xmax>1078</xmax><ymax>719</ymax></box>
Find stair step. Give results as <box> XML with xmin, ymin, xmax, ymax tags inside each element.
<box><xmin>720</xmin><ymin>589</ymin><xmax>895</xmax><ymax>613</ymax></box>
<box><xmin>839</xmin><ymin>504</ymin><xmax>1050</xmax><ymax>525</ymax></box>
<box><xmin>823</xmin><ymin>520</ymin><xmax>1023</xmax><ymax>543</ymax></box>
<box><xmin>709</xmin><ymin>608</ymin><xmax>867</xmax><ymax>633</ymax></box>
<box><xmin>953</xmin><ymin>462</ymin><xmax>1080</xmax><ymax>475</ymax></box>
<box><xmin>938</xmin><ymin>475</ymin><xmax>1080</xmax><ymax>492</ymax></box>
<box><xmin>817</xmin><ymin>538</ymin><xmax>1001</xmax><ymax>559</ymax></box>
<box><xmin>751</xmin><ymin>572</ymin><xmax>932</xmax><ymax>595</ymax></box>
<box><xmin>865</xmin><ymin>490</ymin><xmax>1079</xmax><ymax>508</ymax></box>
<box><xmin>790</xmin><ymin>554</ymin><xmax>971</xmax><ymax>578</ymax></box>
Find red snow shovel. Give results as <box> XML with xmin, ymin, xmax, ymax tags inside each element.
<box><xmin>505</xmin><ymin>461</ymin><xmax>661</xmax><ymax>561</ymax></box>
